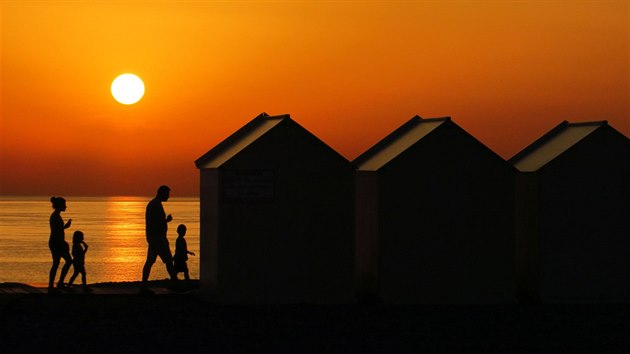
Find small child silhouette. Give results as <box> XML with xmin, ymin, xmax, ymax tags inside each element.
<box><xmin>173</xmin><ymin>224</ymin><xmax>195</xmax><ymax>281</ymax></box>
<box><xmin>67</xmin><ymin>231</ymin><xmax>91</xmax><ymax>293</ymax></box>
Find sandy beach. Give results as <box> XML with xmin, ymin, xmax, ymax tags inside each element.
<box><xmin>1</xmin><ymin>281</ymin><xmax>628</xmax><ymax>354</ymax></box>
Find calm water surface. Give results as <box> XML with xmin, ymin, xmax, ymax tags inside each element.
<box><xmin>0</xmin><ymin>196</ymin><xmax>199</xmax><ymax>286</ymax></box>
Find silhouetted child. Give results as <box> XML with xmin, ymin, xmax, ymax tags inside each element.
<box><xmin>173</xmin><ymin>224</ymin><xmax>195</xmax><ymax>281</ymax></box>
<box><xmin>67</xmin><ymin>231</ymin><xmax>91</xmax><ymax>293</ymax></box>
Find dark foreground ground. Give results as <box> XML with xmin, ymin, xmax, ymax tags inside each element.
<box><xmin>1</xmin><ymin>282</ymin><xmax>628</xmax><ymax>354</ymax></box>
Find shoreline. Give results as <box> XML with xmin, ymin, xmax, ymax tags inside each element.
<box><xmin>0</xmin><ymin>279</ymin><xmax>199</xmax><ymax>294</ymax></box>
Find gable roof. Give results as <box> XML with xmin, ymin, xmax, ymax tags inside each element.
<box><xmin>509</xmin><ymin>121</ymin><xmax>608</xmax><ymax>172</ymax></box>
<box><xmin>353</xmin><ymin>116</ymin><xmax>450</xmax><ymax>171</ymax></box>
<box><xmin>195</xmin><ymin>113</ymin><xmax>288</xmax><ymax>169</ymax></box>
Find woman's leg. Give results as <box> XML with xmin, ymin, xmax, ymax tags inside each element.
<box><xmin>49</xmin><ymin>254</ymin><xmax>60</xmax><ymax>288</ymax></box>
<box><xmin>57</xmin><ymin>252</ymin><xmax>72</xmax><ymax>287</ymax></box>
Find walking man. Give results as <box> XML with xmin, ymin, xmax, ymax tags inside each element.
<box><xmin>141</xmin><ymin>185</ymin><xmax>176</xmax><ymax>293</ymax></box>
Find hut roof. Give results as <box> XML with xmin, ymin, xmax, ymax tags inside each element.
<box><xmin>509</xmin><ymin>121</ymin><xmax>608</xmax><ymax>172</ymax></box>
<box><xmin>195</xmin><ymin>113</ymin><xmax>287</xmax><ymax>169</ymax></box>
<box><xmin>353</xmin><ymin>116</ymin><xmax>450</xmax><ymax>171</ymax></box>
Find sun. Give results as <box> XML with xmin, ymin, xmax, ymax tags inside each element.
<box><xmin>111</xmin><ymin>74</ymin><xmax>145</xmax><ymax>105</ymax></box>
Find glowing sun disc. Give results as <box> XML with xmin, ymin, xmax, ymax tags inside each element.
<box><xmin>111</xmin><ymin>74</ymin><xmax>145</xmax><ymax>104</ymax></box>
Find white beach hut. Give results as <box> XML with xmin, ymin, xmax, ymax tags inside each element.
<box><xmin>195</xmin><ymin>113</ymin><xmax>354</xmax><ymax>303</ymax></box>
<box><xmin>510</xmin><ymin>121</ymin><xmax>630</xmax><ymax>303</ymax></box>
<box><xmin>354</xmin><ymin>116</ymin><xmax>516</xmax><ymax>304</ymax></box>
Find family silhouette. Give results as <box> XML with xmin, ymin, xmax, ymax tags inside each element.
<box><xmin>48</xmin><ymin>185</ymin><xmax>195</xmax><ymax>294</ymax></box>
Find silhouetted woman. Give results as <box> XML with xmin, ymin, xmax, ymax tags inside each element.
<box><xmin>48</xmin><ymin>196</ymin><xmax>73</xmax><ymax>290</ymax></box>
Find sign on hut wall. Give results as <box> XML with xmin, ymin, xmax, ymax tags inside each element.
<box><xmin>222</xmin><ymin>170</ymin><xmax>274</xmax><ymax>202</ymax></box>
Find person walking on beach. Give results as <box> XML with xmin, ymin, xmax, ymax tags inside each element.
<box><xmin>173</xmin><ymin>224</ymin><xmax>195</xmax><ymax>282</ymax></box>
<box><xmin>48</xmin><ymin>196</ymin><xmax>73</xmax><ymax>291</ymax></box>
<box><xmin>67</xmin><ymin>230</ymin><xmax>91</xmax><ymax>293</ymax></box>
<box><xmin>141</xmin><ymin>185</ymin><xmax>176</xmax><ymax>293</ymax></box>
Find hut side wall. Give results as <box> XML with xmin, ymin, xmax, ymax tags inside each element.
<box><xmin>514</xmin><ymin>172</ymin><xmax>541</xmax><ymax>303</ymax></box>
<box><xmin>199</xmin><ymin>169</ymin><xmax>219</xmax><ymax>295</ymax></box>
<box><xmin>354</xmin><ymin>171</ymin><xmax>380</xmax><ymax>301</ymax></box>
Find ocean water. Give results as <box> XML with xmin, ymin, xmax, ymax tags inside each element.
<box><xmin>0</xmin><ymin>196</ymin><xmax>199</xmax><ymax>287</ymax></box>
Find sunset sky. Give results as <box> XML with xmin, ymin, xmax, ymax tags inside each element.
<box><xmin>1</xmin><ymin>1</ymin><xmax>628</xmax><ymax>197</ymax></box>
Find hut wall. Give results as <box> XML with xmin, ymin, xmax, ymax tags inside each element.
<box><xmin>377</xmin><ymin>126</ymin><xmax>516</xmax><ymax>303</ymax></box>
<box><xmin>537</xmin><ymin>128</ymin><xmax>630</xmax><ymax>302</ymax></box>
<box><xmin>209</xmin><ymin>123</ymin><xmax>354</xmax><ymax>303</ymax></box>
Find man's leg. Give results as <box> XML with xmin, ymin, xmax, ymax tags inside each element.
<box><xmin>166</xmin><ymin>259</ymin><xmax>176</xmax><ymax>281</ymax></box>
<box><xmin>157</xmin><ymin>242</ymin><xmax>177</xmax><ymax>282</ymax></box>
<box><xmin>142</xmin><ymin>245</ymin><xmax>158</xmax><ymax>284</ymax></box>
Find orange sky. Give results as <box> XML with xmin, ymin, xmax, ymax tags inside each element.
<box><xmin>1</xmin><ymin>1</ymin><xmax>628</xmax><ymax>196</ymax></box>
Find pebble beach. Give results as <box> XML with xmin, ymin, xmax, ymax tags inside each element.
<box><xmin>1</xmin><ymin>281</ymin><xmax>628</xmax><ymax>353</ymax></box>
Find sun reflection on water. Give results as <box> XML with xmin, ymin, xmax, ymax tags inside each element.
<box><xmin>0</xmin><ymin>196</ymin><xmax>199</xmax><ymax>286</ymax></box>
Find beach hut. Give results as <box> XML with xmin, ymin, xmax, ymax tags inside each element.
<box><xmin>510</xmin><ymin>121</ymin><xmax>630</xmax><ymax>303</ymax></box>
<box><xmin>195</xmin><ymin>113</ymin><xmax>354</xmax><ymax>303</ymax></box>
<box><xmin>353</xmin><ymin>116</ymin><xmax>516</xmax><ymax>304</ymax></box>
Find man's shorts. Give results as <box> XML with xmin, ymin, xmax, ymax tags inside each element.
<box><xmin>146</xmin><ymin>239</ymin><xmax>173</xmax><ymax>265</ymax></box>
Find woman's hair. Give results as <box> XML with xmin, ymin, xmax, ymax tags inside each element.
<box><xmin>50</xmin><ymin>196</ymin><xmax>66</xmax><ymax>210</ymax></box>
<box><xmin>72</xmin><ymin>231</ymin><xmax>84</xmax><ymax>244</ymax></box>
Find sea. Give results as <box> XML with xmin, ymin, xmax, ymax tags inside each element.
<box><xmin>0</xmin><ymin>196</ymin><xmax>199</xmax><ymax>287</ymax></box>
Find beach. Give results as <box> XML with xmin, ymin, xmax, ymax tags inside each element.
<box><xmin>1</xmin><ymin>281</ymin><xmax>629</xmax><ymax>353</ymax></box>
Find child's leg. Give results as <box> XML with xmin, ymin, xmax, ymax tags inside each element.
<box><xmin>184</xmin><ymin>269</ymin><xmax>189</xmax><ymax>281</ymax></box>
<box><xmin>81</xmin><ymin>270</ymin><xmax>87</xmax><ymax>286</ymax></box>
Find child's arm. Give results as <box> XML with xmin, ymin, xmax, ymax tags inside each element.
<box><xmin>188</xmin><ymin>250</ymin><xmax>195</xmax><ymax>256</ymax></box>
<box><xmin>83</xmin><ymin>242</ymin><xmax>89</xmax><ymax>253</ymax></box>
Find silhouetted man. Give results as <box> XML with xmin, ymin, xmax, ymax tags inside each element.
<box><xmin>141</xmin><ymin>185</ymin><xmax>176</xmax><ymax>293</ymax></box>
